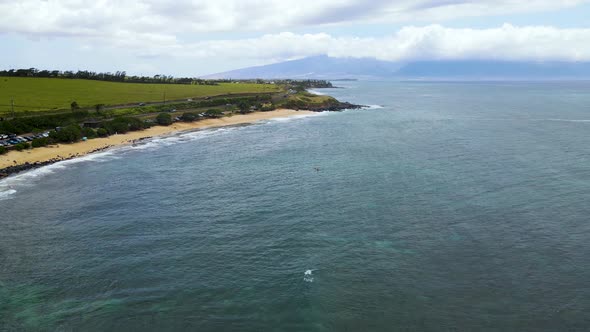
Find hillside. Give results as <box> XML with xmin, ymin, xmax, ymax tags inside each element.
<box><xmin>0</xmin><ymin>77</ymin><xmax>279</xmax><ymax>115</ymax></box>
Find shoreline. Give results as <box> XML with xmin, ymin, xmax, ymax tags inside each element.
<box><xmin>0</xmin><ymin>109</ymin><xmax>313</xmax><ymax>177</ymax></box>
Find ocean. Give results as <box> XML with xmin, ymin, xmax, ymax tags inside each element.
<box><xmin>2</xmin><ymin>81</ymin><xmax>590</xmax><ymax>331</ymax></box>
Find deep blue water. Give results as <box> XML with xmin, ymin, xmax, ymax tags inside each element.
<box><xmin>2</xmin><ymin>81</ymin><xmax>590</xmax><ymax>331</ymax></box>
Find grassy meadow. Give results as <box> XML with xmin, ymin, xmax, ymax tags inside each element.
<box><xmin>0</xmin><ymin>77</ymin><xmax>280</xmax><ymax>115</ymax></box>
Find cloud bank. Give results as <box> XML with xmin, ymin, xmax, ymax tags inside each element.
<box><xmin>2</xmin><ymin>0</ymin><xmax>590</xmax><ymax>74</ymax></box>
<box><xmin>135</xmin><ymin>24</ymin><xmax>590</xmax><ymax>63</ymax></box>
<box><xmin>1</xmin><ymin>0</ymin><xmax>588</xmax><ymax>37</ymax></box>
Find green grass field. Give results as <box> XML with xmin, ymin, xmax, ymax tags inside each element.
<box><xmin>0</xmin><ymin>77</ymin><xmax>280</xmax><ymax>115</ymax></box>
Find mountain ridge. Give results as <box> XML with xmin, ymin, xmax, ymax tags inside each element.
<box><xmin>203</xmin><ymin>56</ymin><xmax>590</xmax><ymax>80</ymax></box>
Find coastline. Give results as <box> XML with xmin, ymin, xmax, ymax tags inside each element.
<box><xmin>0</xmin><ymin>109</ymin><xmax>313</xmax><ymax>176</ymax></box>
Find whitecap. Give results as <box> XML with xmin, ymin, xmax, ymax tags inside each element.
<box><xmin>304</xmin><ymin>269</ymin><xmax>315</xmax><ymax>283</ymax></box>
<box><xmin>0</xmin><ymin>189</ymin><xmax>17</xmax><ymax>201</ymax></box>
<box><xmin>307</xmin><ymin>89</ymin><xmax>325</xmax><ymax>95</ymax></box>
<box><xmin>267</xmin><ymin>113</ymin><xmax>325</xmax><ymax>123</ymax></box>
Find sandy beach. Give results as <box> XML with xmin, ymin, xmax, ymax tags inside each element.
<box><xmin>0</xmin><ymin>109</ymin><xmax>312</xmax><ymax>170</ymax></box>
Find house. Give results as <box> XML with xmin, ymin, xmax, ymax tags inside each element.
<box><xmin>83</xmin><ymin>120</ymin><xmax>102</xmax><ymax>128</ymax></box>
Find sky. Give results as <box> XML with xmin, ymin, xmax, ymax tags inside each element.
<box><xmin>1</xmin><ymin>0</ymin><xmax>590</xmax><ymax>76</ymax></box>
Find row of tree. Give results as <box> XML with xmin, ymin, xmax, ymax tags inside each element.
<box><xmin>0</xmin><ymin>68</ymin><xmax>219</xmax><ymax>85</ymax></box>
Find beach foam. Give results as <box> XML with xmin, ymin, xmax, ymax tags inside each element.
<box><xmin>267</xmin><ymin>112</ymin><xmax>326</xmax><ymax>123</ymax></box>
<box><xmin>307</xmin><ymin>89</ymin><xmax>326</xmax><ymax>95</ymax></box>
<box><xmin>0</xmin><ymin>150</ymin><xmax>118</xmax><ymax>200</ymax></box>
<box><xmin>0</xmin><ymin>188</ymin><xmax>16</xmax><ymax>201</ymax></box>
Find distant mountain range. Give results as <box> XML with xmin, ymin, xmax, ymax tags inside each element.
<box><xmin>203</xmin><ymin>55</ymin><xmax>590</xmax><ymax>80</ymax></box>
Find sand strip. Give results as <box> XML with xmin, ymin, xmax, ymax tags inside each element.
<box><xmin>0</xmin><ymin>109</ymin><xmax>313</xmax><ymax>169</ymax></box>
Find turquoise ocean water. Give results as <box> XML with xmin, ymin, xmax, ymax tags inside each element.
<box><xmin>1</xmin><ymin>81</ymin><xmax>590</xmax><ymax>331</ymax></box>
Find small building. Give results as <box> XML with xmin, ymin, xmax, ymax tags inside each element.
<box><xmin>83</xmin><ymin>120</ymin><xmax>102</xmax><ymax>128</ymax></box>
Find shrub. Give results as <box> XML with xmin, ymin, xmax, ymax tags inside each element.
<box><xmin>31</xmin><ymin>137</ymin><xmax>50</xmax><ymax>148</ymax></box>
<box><xmin>49</xmin><ymin>125</ymin><xmax>82</xmax><ymax>143</ymax></box>
<box><xmin>156</xmin><ymin>113</ymin><xmax>172</xmax><ymax>126</ymax></box>
<box><xmin>0</xmin><ymin>146</ymin><xmax>6</xmax><ymax>155</ymax></box>
<box><xmin>111</xmin><ymin>121</ymin><xmax>129</xmax><ymax>134</ymax></box>
<box><xmin>82</xmin><ymin>127</ymin><xmax>97</xmax><ymax>139</ymax></box>
<box><xmin>260</xmin><ymin>103</ymin><xmax>275</xmax><ymax>112</ymax></box>
<box><xmin>97</xmin><ymin>128</ymin><xmax>108</xmax><ymax>137</ymax></box>
<box><xmin>204</xmin><ymin>109</ymin><xmax>223</xmax><ymax>118</ymax></box>
<box><xmin>180</xmin><ymin>112</ymin><xmax>199</xmax><ymax>122</ymax></box>
<box><xmin>126</xmin><ymin>117</ymin><xmax>144</xmax><ymax>131</ymax></box>
<box><xmin>14</xmin><ymin>142</ymin><xmax>30</xmax><ymax>151</ymax></box>
<box><xmin>71</xmin><ymin>101</ymin><xmax>80</xmax><ymax>111</ymax></box>
<box><xmin>237</xmin><ymin>101</ymin><xmax>251</xmax><ymax>114</ymax></box>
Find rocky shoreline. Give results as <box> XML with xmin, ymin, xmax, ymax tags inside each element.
<box><xmin>0</xmin><ymin>145</ymin><xmax>117</xmax><ymax>179</ymax></box>
<box><xmin>307</xmin><ymin>101</ymin><xmax>365</xmax><ymax>112</ymax></box>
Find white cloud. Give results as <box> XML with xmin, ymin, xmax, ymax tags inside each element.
<box><xmin>1</xmin><ymin>0</ymin><xmax>588</xmax><ymax>38</ymax></box>
<box><xmin>2</xmin><ymin>1</ymin><xmax>590</xmax><ymax>74</ymax></box>
<box><xmin>156</xmin><ymin>25</ymin><xmax>590</xmax><ymax>64</ymax></box>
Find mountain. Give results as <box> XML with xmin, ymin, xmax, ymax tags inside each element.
<box><xmin>203</xmin><ymin>56</ymin><xmax>590</xmax><ymax>80</ymax></box>
<box><xmin>202</xmin><ymin>55</ymin><xmax>402</xmax><ymax>79</ymax></box>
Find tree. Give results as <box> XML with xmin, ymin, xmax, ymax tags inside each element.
<box><xmin>14</xmin><ymin>142</ymin><xmax>30</xmax><ymax>151</ymax></box>
<box><xmin>237</xmin><ymin>101</ymin><xmax>251</xmax><ymax>114</ymax></box>
<box><xmin>97</xmin><ymin>128</ymin><xmax>108</xmax><ymax>137</ymax></box>
<box><xmin>204</xmin><ymin>109</ymin><xmax>223</xmax><ymax>118</ymax></box>
<box><xmin>180</xmin><ymin>112</ymin><xmax>199</xmax><ymax>122</ymax></box>
<box><xmin>71</xmin><ymin>101</ymin><xmax>80</xmax><ymax>111</ymax></box>
<box><xmin>49</xmin><ymin>125</ymin><xmax>82</xmax><ymax>143</ymax></box>
<box><xmin>82</xmin><ymin>127</ymin><xmax>97</xmax><ymax>138</ymax></box>
<box><xmin>156</xmin><ymin>113</ymin><xmax>172</xmax><ymax>126</ymax></box>
<box><xmin>95</xmin><ymin>104</ymin><xmax>105</xmax><ymax>114</ymax></box>
<box><xmin>31</xmin><ymin>137</ymin><xmax>50</xmax><ymax>148</ymax></box>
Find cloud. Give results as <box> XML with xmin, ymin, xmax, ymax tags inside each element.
<box><xmin>2</xmin><ymin>1</ymin><xmax>590</xmax><ymax>74</ymax></box>
<box><xmin>156</xmin><ymin>25</ymin><xmax>590</xmax><ymax>64</ymax></box>
<box><xmin>1</xmin><ymin>0</ymin><xmax>589</xmax><ymax>38</ymax></box>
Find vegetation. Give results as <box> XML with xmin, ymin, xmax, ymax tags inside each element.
<box><xmin>31</xmin><ymin>137</ymin><xmax>50</xmax><ymax>148</ymax></box>
<box><xmin>0</xmin><ymin>146</ymin><xmax>6</xmax><ymax>155</ymax></box>
<box><xmin>180</xmin><ymin>112</ymin><xmax>200</xmax><ymax>122</ymax></box>
<box><xmin>0</xmin><ymin>77</ymin><xmax>280</xmax><ymax>114</ymax></box>
<box><xmin>49</xmin><ymin>125</ymin><xmax>82</xmax><ymax>143</ymax></box>
<box><xmin>0</xmin><ymin>70</ymin><xmax>335</xmax><ymax>91</ymax></box>
<box><xmin>156</xmin><ymin>113</ymin><xmax>172</xmax><ymax>126</ymax></box>
<box><xmin>0</xmin><ymin>110</ymin><xmax>89</xmax><ymax>135</ymax></box>
<box><xmin>1</xmin><ymin>68</ymin><xmax>219</xmax><ymax>85</ymax></box>
<box><xmin>101</xmin><ymin>117</ymin><xmax>146</xmax><ymax>135</ymax></box>
<box><xmin>277</xmin><ymin>91</ymin><xmax>338</xmax><ymax>110</ymax></box>
<box><xmin>204</xmin><ymin>109</ymin><xmax>224</xmax><ymax>118</ymax></box>
<box><xmin>14</xmin><ymin>142</ymin><xmax>31</xmax><ymax>151</ymax></box>
<box><xmin>288</xmin><ymin>80</ymin><xmax>334</xmax><ymax>90</ymax></box>
<box><xmin>82</xmin><ymin>127</ymin><xmax>97</xmax><ymax>139</ymax></box>
<box><xmin>97</xmin><ymin>128</ymin><xmax>108</xmax><ymax>137</ymax></box>
<box><xmin>70</xmin><ymin>101</ymin><xmax>79</xmax><ymax>111</ymax></box>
